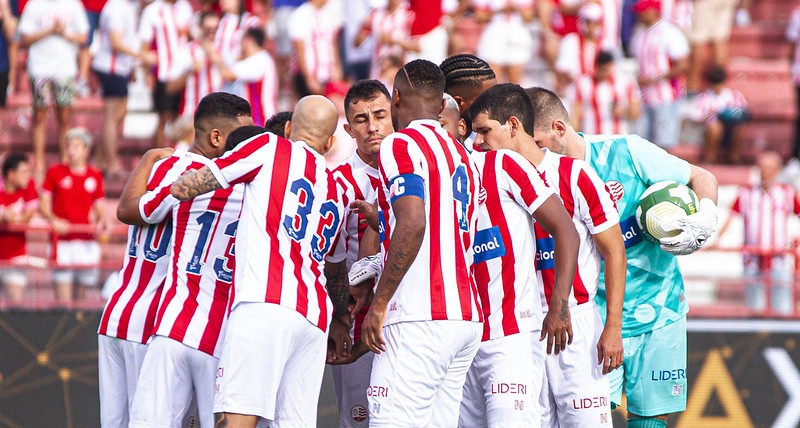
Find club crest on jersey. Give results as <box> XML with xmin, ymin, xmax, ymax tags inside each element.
<box><xmin>473</xmin><ymin>226</ymin><xmax>506</xmax><ymax>263</ymax></box>
<box><xmin>84</xmin><ymin>176</ymin><xmax>98</xmax><ymax>193</ymax></box>
<box><xmin>605</xmin><ymin>180</ymin><xmax>624</xmax><ymax>203</ymax></box>
<box><xmin>351</xmin><ymin>405</ymin><xmax>368</xmax><ymax>422</ymax></box>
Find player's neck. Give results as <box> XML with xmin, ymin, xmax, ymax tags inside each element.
<box><xmin>570</xmin><ymin>132</ymin><xmax>587</xmax><ymax>161</ymax></box>
<box><xmin>516</xmin><ymin>137</ymin><xmax>544</xmax><ymax>167</ymax></box>
<box><xmin>3</xmin><ymin>182</ymin><xmax>18</xmax><ymax>194</ymax></box>
<box><xmin>356</xmin><ymin>149</ymin><xmax>378</xmax><ymax>169</ymax></box>
<box><xmin>68</xmin><ymin>162</ymin><xmax>87</xmax><ymax>173</ymax></box>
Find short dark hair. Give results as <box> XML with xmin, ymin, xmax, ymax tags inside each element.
<box><xmin>264</xmin><ymin>111</ymin><xmax>293</xmax><ymax>137</ymax></box>
<box><xmin>596</xmin><ymin>50</ymin><xmax>615</xmax><ymax>67</ymax></box>
<box><xmin>440</xmin><ymin>54</ymin><xmax>496</xmax><ymax>92</ymax></box>
<box><xmin>243</xmin><ymin>27</ymin><xmax>266</xmax><ymax>47</ymax></box>
<box><xmin>225</xmin><ymin>125</ymin><xmax>268</xmax><ymax>152</ymax></box>
<box><xmin>2</xmin><ymin>153</ymin><xmax>29</xmax><ymax>178</ymax></box>
<box><xmin>344</xmin><ymin>80</ymin><xmax>390</xmax><ymax>117</ymax></box>
<box><xmin>401</xmin><ymin>59</ymin><xmax>446</xmax><ymax>99</ymax></box>
<box><xmin>706</xmin><ymin>66</ymin><xmax>727</xmax><ymax>85</ymax></box>
<box><xmin>470</xmin><ymin>83</ymin><xmax>535</xmax><ymax>136</ymax></box>
<box><xmin>194</xmin><ymin>92</ymin><xmax>252</xmax><ymax>131</ymax></box>
<box><xmin>524</xmin><ymin>87</ymin><xmax>570</xmax><ymax>130</ymax></box>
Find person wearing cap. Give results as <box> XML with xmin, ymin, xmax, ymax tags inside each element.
<box><xmin>39</xmin><ymin>127</ymin><xmax>109</xmax><ymax>304</ymax></box>
<box><xmin>630</xmin><ymin>0</ymin><xmax>689</xmax><ymax>150</ymax></box>
<box><xmin>554</xmin><ymin>2</ymin><xmax>605</xmax><ymax>90</ymax></box>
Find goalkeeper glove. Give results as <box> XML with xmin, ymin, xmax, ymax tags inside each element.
<box><xmin>348</xmin><ymin>254</ymin><xmax>383</xmax><ymax>286</ymax></box>
<box><xmin>659</xmin><ymin>198</ymin><xmax>718</xmax><ymax>256</ymax></box>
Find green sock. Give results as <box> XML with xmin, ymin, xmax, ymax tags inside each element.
<box><xmin>628</xmin><ymin>417</ymin><xmax>668</xmax><ymax>428</ymax></box>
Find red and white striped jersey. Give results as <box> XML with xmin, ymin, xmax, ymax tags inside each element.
<box><xmin>599</xmin><ymin>0</ymin><xmax>621</xmax><ymax>50</ymax></box>
<box><xmin>534</xmin><ymin>149</ymin><xmax>619</xmax><ymax>310</ymax></box>
<box><xmin>170</xmin><ymin>41</ymin><xmax>223</xmax><ymax>118</ymax></box>
<box><xmin>662</xmin><ymin>0</ymin><xmax>693</xmax><ymax>32</ymax></box>
<box><xmin>214</xmin><ymin>12</ymin><xmax>262</xmax><ymax>66</ymax></box>
<box><xmin>328</xmin><ymin>152</ymin><xmax>382</xmax><ymax>342</ymax></box>
<box><xmin>361</xmin><ymin>5</ymin><xmax>413</xmax><ymax>78</ymax></box>
<box><xmin>556</xmin><ymin>33</ymin><xmax>600</xmax><ymax>81</ymax></box>
<box><xmin>472</xmin><ymin>149</ymin><xmax>555</xmax><ymax>341</ymax></box>
<box><xmin>139</xmin><ymin>151</ymin><xmax>243</xmax><ymax>357</ymax></box>
<box><xmin>571</xmin><ymin>72</ymin><xmax>640</xmax><ymax>135</ymax></box>
<box><xmin>208</xmin><ymin>132</ymin><xmax>344</xmax><ymax>333</ymax></box>
<box><xmin>97</xmin><ymin>157</ymin><xmax>181</xmax><ymax>344</ymax></box>
<box><xmin>92</xmin><ymin>0</ymin><xmax>138</xmax><ymax>76</ymax></box>
<box><xmin>138</xmin><ymin>0</ymin><xmax>193</xmax><ymax>82</ymax></box>
<box><xmin>288</xmin><ymin>2</ymin><xmax>339</xmax><ymax>84</ymax></box>
<box><xmin>689</xmin><ymin>87</ymin><xmax>748</xmax><ymax>123</ymax></box>
<box><xmin>787</xmin><ymin>7</ymin><xmax>800</xmax><ymax>84</ymax></box>
<box><xmin>377</xmin><ymin>119</ymin><xmax>483</xmax><ymax>326</ymax></box>
<box><xmin>631</xmin><ymin>20</ymin><xmax>689</xmax><ymax>105</ymax></box>
<box><xmin>231</xmin><ymin>51</ymin><xmax>278</xmax><ymax>128</ymax></box>
<box><xmin>732</xmin><ymin>183</ymin><xmax>800</xmax><ymax>255</ymax></box>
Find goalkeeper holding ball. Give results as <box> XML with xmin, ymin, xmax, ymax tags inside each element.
<box><xmin>525</xmin><ymin>87</ymin><xmax>719</xmax><ymax>428</ymax></box>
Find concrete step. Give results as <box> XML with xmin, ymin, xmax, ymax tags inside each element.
<box><xmin>729</xmin><ymin>24</ymin><xmax>792</xmax><ymax>59</ymax></box>
<box><xmin>749</xmin><ymin>0</ymin><xmax>797</xmax><ymax>24</ymax></box>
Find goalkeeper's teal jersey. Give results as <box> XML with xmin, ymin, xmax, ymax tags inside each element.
<box><xmin>582</xmin><ymin>134</ymin><xmax>692</xmax><ymax>337</ymax></box>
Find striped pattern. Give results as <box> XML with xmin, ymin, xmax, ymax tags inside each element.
<box><xmin>572</xmin><ymin>72</ymin><xmax>639</xmax><ymax>135</ymax></box>
<box><xmin>138</xmin><ymin>0</ymin><xmax>193</xmax><ymax>82</ymax></box>
<box><xmin>174</xmin><ymin>41</ymin><xmax>223</xmax><ymax>118</ymax></box>
<box><xmin>288</xmin><ymin>2</ymin><xmax>338</xmax><ymax>84</ymax></box>
<box><xmin>732</xmin><ymin>183</ymin><xmax>800</xmax><ymax>255</ymax></box>
<box><xmin>556</xmin><ymin>33</ymin><xmax>600</xmax><ymax>81</ymax></box>
<box><xmin>232</xmin><ymin>51</ymin><xmax>278</xmax><ymax>127</ymax></box>
<box><xmin>214</xmin><ymin>12</ymin><xmax>262</xmax><ymax>66</ymax></box>
<box><xmin>631</xmin><ymin>20</ymin><xmax>689</xmax><ymax>105</ymax></box>
<box><xmin>92</xmin><ymin>0</ymin><xmax>138</xmax><ymax>76</ymax></box>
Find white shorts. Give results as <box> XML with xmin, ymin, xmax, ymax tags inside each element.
<box><xmin>332</xmin><ymin>352</ymin><xmax>374</xmax><ymax>428</ymax></box>
<box><xmin>539</xmin><ymin>302</ymin><xmax>612</xmax><ymax>427</ymax></box>
<box><xmin>405</xmin><ymin>26</ymin><xmax>448</xmax><ymax>66</ymax></box>
<box><xmin>477</xmin><ymin>21</ymin><xmax>534</xmax><ymax>66</ymax></box>
<box><xmin>458</xmin><ymin>331</ymin><xmax>545</xmax><ymax>428</ymax></box>
<box><xmin>52</xmin><ymin>240</ymin><xmax>100</xmax><ymax>286</ymax></box>
<box><xmin>98</xmin><ymin>334</ymin><xmax>148</xmax><ymax>427</ymax></box>
<box><xmin>368</xmin><ymin>320</ymin><xmax>481</xmax><ymax>428</ymax></box>
<box><xmin>129</xmin><ymin>336</ymin><xmax>217</xmax><ymax>428</ymax></box>
<box><xmin>214</xmin><ymin>302</ymin><xmax>327</xmax><ymax>427</ymax></box>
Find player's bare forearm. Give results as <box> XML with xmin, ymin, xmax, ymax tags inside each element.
<box><xmin>325</xmin><ymin>260</ymin><xmax>351</xmax><ymax>317</ymax></box>
<box><xmin>358</xmin><ymin>227</ymin><xmax>381</xmax><ymax>258</ymax></box>
<box><xmin>117</xmin><ymin>148</ymin><xmax>174</xmax><ymax>225</ymax></box>
<box><xmin>687</xmin><ymin>165</ymin><xmax>719</xmax><ymax>203</ymax></box>
<box><xmin>170</xmin><ymin>166</ymin><xmax>222</xmax><ymax>201</ymax></box>
<box><xmin>372</xmin><ymin>197</ymin><xmax>425</xmax><ymax>308</ymax></box>
<box><xmin>594</xmin><ymin>225</ymin><xmax>625</xmax><ymax>329</ymax></box>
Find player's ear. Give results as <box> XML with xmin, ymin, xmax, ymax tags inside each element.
<box><xmin>392</xmin><ymin>88</ymin><xmax>401</xmax><ymax>107</ymax></box>
<box><xmin>209</xmin><ymin>128</ymin><xmax>222</xmax><ymax>148</ymax></box>
<box><xmin>344</xmin><ymin>123</ymin><xmax>354</xmax><ymax>138</ymax></box>
<box><xmin>509</xmin><ymin>116</ymin><xmax>522</xmax><ymax>138</ymax></box>
<box><xmin>454</xmin><ymin>95</ymin><xmax>466</xmax><ymax>115</ymax></box>
<box><xmin>439</xmin><ymin>98</ymin><xmax>446</xmax><ymax>115</ymax></box>
<box><xmin>553</xmin><ymin>119</ymin><xmax>567</xmax><ymax>137</ymax></box>
<box><xmin>284</xmin><ymin>120</ymin><xmax>292</xmax><ymax>140</ymax></box>
<box><xmin>324</xmin><ymin>135</ymin><xmax>335</xmax><ymax>154</ymax></box>
<box><xmin>458</xmin><ymin>118</ymin><xmax>467</xmax><ymax>139</ymax></box>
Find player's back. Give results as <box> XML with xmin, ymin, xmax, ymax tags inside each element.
<box><xmin>209</xmin><ymin>132</ymin><xmax>343</xmax><ymax>333</ymax></box>
<box><xmin>377</xmin><ymin>119</ymin><xmax>482</xmax><ymax>325</ymax></box>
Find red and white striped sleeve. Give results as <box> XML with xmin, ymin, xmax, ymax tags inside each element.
<box><xmin>498</xmin><ymin>150</ymin><xmax>554</xmax><ymax>216</ymax></box>
<box><xmin>327</xmin><ymin>166</ymin><xmax>356</xmax><ymax>264</ymax></box>
<box><xmin>378</xmin><ymin>132</ymin><xmax>427</xmax><ymax>201</ymax></box>
<box><xmin>573</xmin><ymin>159</ymin><xmax>620</xmax><ymax>235</ymax></box>
<box><xmin>138</xmin><ymin>156</ymin><xmax>190</xmax><ymax>224</ymax></box>
<box><xmin>210</xmin><ymin>132</ymin><xmax>273</xmax><ymax>187</ymax></box>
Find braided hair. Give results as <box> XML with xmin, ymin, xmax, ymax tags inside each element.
<box><xmin>440</xmin><ymin>54</ymin><xmax>496</xmax><ymax>92</ymax></box>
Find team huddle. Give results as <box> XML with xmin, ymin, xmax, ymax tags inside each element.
<box><xmin>97</xmin><ymin>55</ymin><xmax>719</xmax><ymax>428</ymax></box>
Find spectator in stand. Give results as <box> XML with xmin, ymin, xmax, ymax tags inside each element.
<box><xmin>78</xmin><ymin>0</ymin><xmax>107</xmax><ymax>94</ymax></box>
<box><xmin>569</xmin><ymin>50</ymin><xmax>641</xmax><ymax>135</ymax></box>
<box><xmin>18</xmin><ymin>0</ymin><xmax>89</xmax><ymax>176</ymax></box>
<box><xmin>341</xmin><ymin>0</ymin><xmax>373</xmax><ymax>81</ymax></box>
<box><xmin>138</xmin><ymin>0</ymin><xmax>193</xmax><ymax>148</ymax></box>
<box><xmin>598</xmin><ymin>0</ymin><xmax>621</xmax><ymax>52</ymax></box>
<box><xmin>264</xmin><ymin>110</ymin><xmax>292</xmax><ymax>137</ymax></box>
<box><xmin>91</xmin><ymin>0</ymin><xmax>140</xmax><ymax>174</ymax></box>
<box><xmin>538</xmin><ymin>0</ymin><xmax>584</xmax><ymax>68</ymax></box>
<box><xmin>660</xmin><ymin>0</ymin><xmax>693</xmax><ymax>34</ymax></box>
<box><xmin>0</xmin><ymin>0</ymin><xmax>17</xmax><ymax>108</ymax></box>
<box><xmin>167</xmin><ymin>11</ymin><xmax>222</xmax><ymax>119</ymax></box>
<box><xmin>376</xmin><ymin>54</ymin><xmax>403</xmax><ymax>93</ymax></box>
<box><xmin>0</xmin><ymin>154</ymin><xmax>37</xmax><ymax>303</ymax></box>
<box><xmin>473</xmin><ymin>0</ymin><xmax>535</xmax><ymax>84</ymax></box>
<box><xmin>715</xmin><ymin>152</ymin><xmax>800</xmax><ymax>315</ymax></box>
<box><xmin>355</xmin><ymin>0</ymin><xmax>414</xmax><ymax>81</ymax></box>
<box><xmin>630</xmin><ymin>0</ymin><xmax>689</xmax><ymax>150</ymax></box>
<box><xmin>288</xmin><ymin>0</ymin><xmax>343</xmax><ymax>97</ymax></box>
<box><xmin>689</xmin><ymin>66</ymin><xmax>748</xmax><ymax>164</ymax></box>
<box><xmin>555</xmin><ymin>2</ymin><xmax>604</xmax><ymax>90</ymax></box>
<box><xmin>215</xmin><ymin>0</ymin><xmax>261</xmax><ymax>68</ymax></box>
<box><xmin>39</xmin><ymin>128</ymin><xmax>108</xmax><ymax>304</ymax></box>
<box><xmin>207</xmin><ymin>27</ymin><xmax>277</xmax><ymax>128</ymax></box>
<box><xmin>686</xmin><ymin>0</ymin><xmax>750</xmax><ymax>94</ymax></box>
<box><xmin>269</xmin><ymin>0</ymin><xmax>303</xmax><ymax>102</ymax></box>
<box><xmin>406</xmin><ymin>0</ymin><xmax>448</xmax><ymax>65</ymax></box>
<box><xmin>787</xmin><ymin>5</ymin><xmax>800</xmax><ymax>160</ymax></box>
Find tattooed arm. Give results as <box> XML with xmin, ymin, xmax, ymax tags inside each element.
<box><xmin>360</xmin><ymin>195</ymin><xmax>426</xmax><ymax>354</ymax></box>
<box><xmin>325</xmin><ymin>260</ymin><xmax>351</xmax><ymax>317</ymax></box>
<box><xmin>170</xmin><ymin>166</ymin><xmax>222</xmax><ymax>201</ymax></box>
<box><xmin>532</xmin><ymin>195</ymin><xmax>579</xmax><ymax>355</ymax></box>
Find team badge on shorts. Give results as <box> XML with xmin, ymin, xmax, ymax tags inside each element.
<box><xmin>351</xmin><ymin>404</ymin><xmax>368</xmax><ymax>422</ymax></box>
<box><xmin>605</xmin><ymin>180</ymin><xmax>624</xmax><ymax>203</ymax></box>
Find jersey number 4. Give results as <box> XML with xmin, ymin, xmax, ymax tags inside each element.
<box><xmin>283</xmin><ymin>178</ymin><xmax>341</xmax><ymax>262</ymax></box>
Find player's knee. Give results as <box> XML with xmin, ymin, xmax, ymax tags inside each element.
<box><xmin>627</xmin><ymin>414</ymin><xmax>668</xmax><ymax>427</ymax></box>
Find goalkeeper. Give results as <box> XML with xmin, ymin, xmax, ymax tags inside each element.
<box><xmin>524</xmin><ymin>87</ymin><xmax>718</xmax><ymax>428</ymax></box>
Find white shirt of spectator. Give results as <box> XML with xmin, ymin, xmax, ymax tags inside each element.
<box><xmin>363</xmin><ymin>5</ymin><xmax>414</xmax><ymax>79</ymax></box>
<box><xmin>631</xmin><ymin>19</ymin><xmax>689</xmax><ymax>105</ymax></box>
<box><xmin>599</xmin><ymin>0</ymin><xmax>622</xmax><ymax>50</ymax></box>
<box><xmin>92</xmin><ymin>0</ymin><xmax>139</xmax><ymax>76</ymax></box>
<box><xmin>786</xmin><ymin>7</ymin><xmax>800</xmax><ymax>85</ymax></box>
<box><xmin>556</xmin><ymin>32</ymin><xmax>600</xmax><ymax>81</ymax></box>
<box><xmin>138</xmin><ymin>0</ymin><xmax>194</xmax><ymax>82</ymax></box>
<box><xmin>570</xmin><ymin>71</ymin><xmax>640</xmax><ymax>134</ymax></box>
<box><xmin>231</xmin><ymin>50</ymin><xmax>279</xmax><ymax>127</ymax></box>
<box><xmin>288</xmin><ymin>1</ymin><xmax>340</xmax><ymax>84</ymax></box>
<box><xmin>661</xmin><ymin>0</ymin><xmax>693</xmax><ymax>32</ymax></box>
<box><xmin>168</xmin><ymin>41</ymin><xmax>223</xmax><ymax>118</ymax></box>
<box><xmin>18</xmin><ymin>0</ymin><xmax>89</xmax><ymax>78</ymax></box>
<box><xmin>214</xmin><ymin>12</ymin><xmax>261</xmax><ymax>66</ymax></box>
<box><xmin>689</xmin><ymin>87</ymin><xmax>748</xmax><ymax>124</ymax></box>
<box><xmin>472</xmin><ymin>0</ymin><xmax>535</xmax><ymax>26</ymax></box>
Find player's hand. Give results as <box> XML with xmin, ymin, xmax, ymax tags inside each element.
<box><xmin>326</xmin><ymin>314</ymin><xmax>352</xmax><ymax>363</ymax></box>
<box><xmin>540</xmin><ymin>298</ymin><xmax>573</xmax><ymax>355</ymax></box>
<box><xmin>349</xmin><ymin>280</ymin><xmax>374</xmax><ymax>323</ymax></box>
<box><xmin>51</xmin><ymin>218</ymin><xmax>69</xmax><ymax>235</ymax></box>
<box><xmin>349</xmin><ymin>254</ymin><xmax>382</xmax><ymax>285</ymax></box>
<box><xmin>328</xmin><ymin>340</ymin><xmax>370</xmax><ymax>365</ymax></box>
<box><xmin>596</xmin><ymin>325</ymin><xmax>623</xmax><ymax>374</ymax></box>
<box><xmin>350</xmin><ymin>200</ymin><xmax>379</xmax><ymax>232</ymax></box>
<box><xmin>143</xmin><ymin>147</ymin><xmax>175</xmax><ymax>162</ymax></box>
<box><xmin>660</xmin><ymin>199</ymin><xmax>718</xmax><ymax>256</ymax></box>
<box><xmin>362</xmin><ymin>303</ymin><xmax>387</xmax><ymax>354</ymax></box>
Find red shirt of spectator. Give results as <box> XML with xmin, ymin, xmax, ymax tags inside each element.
<box><xmin>82</xmin><ymin>0</ymin><xmax>108</xmax><ymax>13</ymax></box>
<box><xmin>408</xmin><ymin>0</ymin><xmax>442</xmax><ymax>36</ymax></box>
<box><xmin>42</xmin><ymin>164</ymin><xmax>104</xmax><ymax>241</ymax></box>
<box><xmin>0</xmin><ymin>180</ymin><xmax>37</xmax><ymax>260</ymax></box>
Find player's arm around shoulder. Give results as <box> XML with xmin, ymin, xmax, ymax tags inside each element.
<box><xmin>117</xmin><ymin>148</ymin><xmax>175</xmax><ymax>225</ymax></box>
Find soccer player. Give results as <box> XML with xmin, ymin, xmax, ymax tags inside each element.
<box><xmin>170</xmin><ymin>95</ymin><xmax>343</xmax><ymax>428</ymax></box>
<box><xmin>527</xmin><ymin>87</ymin><xmax>719</xmax><ymax>428</ymax></box>
<box><xmin>264</xmin><ymin>111</ymin><xmax>293</xmax><ymax>137</ymax></box>
<box><xmin>440</xmin><ymin>54</ymin><xmax>497</xmax><ymax>147</ymax></box>
<box><xmin>0</xmin><ymin>154</ymin><xmax>37</xmax><ymax>303</ymax></box>
<box><xmin>459</xmin><ymin>83</ymin><xmax>580</xmax><ymax>426</ymax></box>
<box><xmin>360</xmin><ymin>59</ymin><xmax>482</xmax><ymax>427</ymax></box>
<box><xmin>440</xmin><ymin>93</ymin><xmax>467</xmax><ymax>145</ymax></box>
<box><xmin>120</xmin><ymin>93</ymin><xmax>254</xmax><ymax>428</ymax></box>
